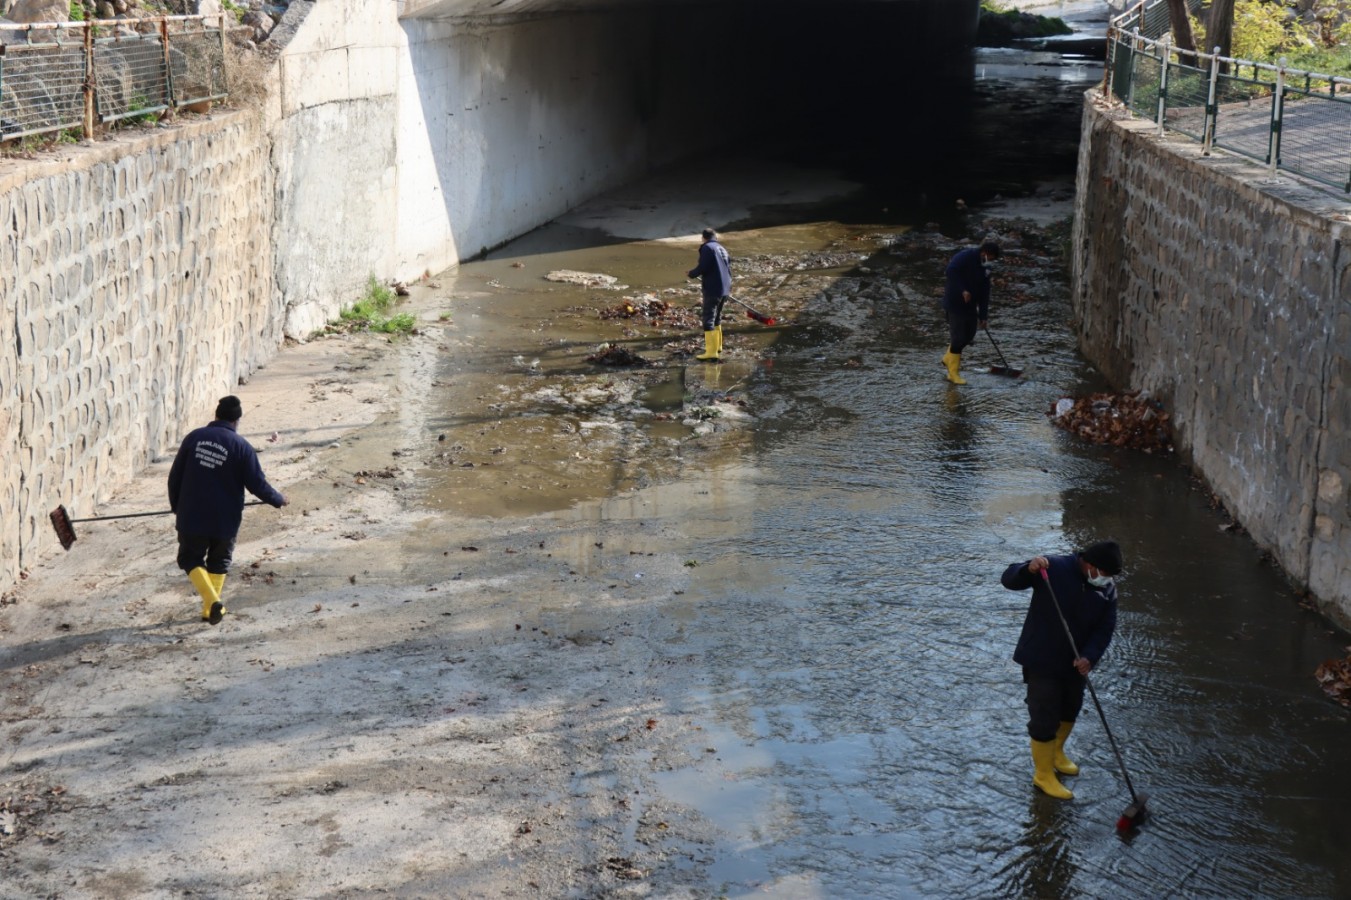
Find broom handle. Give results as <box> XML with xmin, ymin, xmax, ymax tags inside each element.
<box><xmin>70</xmin><ymin>500</ymin><xmax>266</xmax><ymax>523</ymax></box>
<box><xmin>727</xmin><ymin>295</ymin><xmax>767</xmax><ymax>317</ymax></box>
<box><xmin>1039</xmin><ymin>568</ymin><xmax>1141</xmax><ymax>805</ymax></box>
<box><xmin>984</xmin><ymin>326</ymin><xmax>1013</xmax><ymax>369</ymax></box>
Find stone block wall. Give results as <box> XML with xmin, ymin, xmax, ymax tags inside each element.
<box><xmin>0</xmin><ymin>113</ymin><xmax>278</xmax><ymax>584</ymax></box>
<box><xmin>1072</xmin><ymin>97</ymin><xmax>1351</xmax><ymax>627</ymax></box>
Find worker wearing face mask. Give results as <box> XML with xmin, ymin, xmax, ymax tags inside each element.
<box><xmin>1000</xmin><ymin>540</ymin><xmax>1123</xmax><ymax>800</ymax></box>
<box><xmin>939</xmin><ymin>239</ymin><xmax>1001</xmax><ymax>385</ymax></box>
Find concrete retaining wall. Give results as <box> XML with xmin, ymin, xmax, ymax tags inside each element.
<box><xmin>268</xmin><ymin>3</ymin><xmax>715</xmax><ymax>338</ymax></box>
<box><xmin>1071</xmin><ymin>97</ymin><xmax>1351</xmax><ymax>627</ymax></box>
<box><xmin>0</xmin><ymin>115</ymin><xmax>278</xmax><ymax>585</ymax></box>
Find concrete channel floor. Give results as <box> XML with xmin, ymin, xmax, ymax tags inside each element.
<box><xmin>0</xmin><ymin>163</ymin><xmax>883</xmax><ymax>898</ymax></box>
<box><xmin>6</xmin><ymin>153</ymin><xmax>1350</xmax><ymax>898</ymax></box>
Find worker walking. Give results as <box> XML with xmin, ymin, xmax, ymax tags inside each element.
<box><xmin>688</xmin><ymin>228</ymin><xmax>732</xmax><ymax>362</ymax></box>
<box><xmin>168</xmin><ymin>395</ymin><xmax>287</xmax><ymax>624</ymax></box>
<box><xmin>940</xmin><ymin>239</ymin><xmax>1001</xmax><ymax>384</ymax></box>
<box><xmin>1000</xmin><ymin>541</ymin><xmax>1122</xmax><ymax>799</ymax></box>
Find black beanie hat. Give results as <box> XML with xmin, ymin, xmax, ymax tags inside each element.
<box><xmin>1079</xmin><ymin>540</ymin><xmax>1123</xmax><ymax>576</ymax></box>
<box><xmin>215</xmin><ymin>395</ymin><xmax>243</xmax><ymax>422</ymax></box>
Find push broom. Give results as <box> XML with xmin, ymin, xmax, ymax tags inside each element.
<box><xmin>1040</xmin><ymin>569</ymin><xmax>1149</xmax><ymax>832</ymax></box>
<box><xmin>727</xmin><ymin>296</ymin><xmax>776</xmax><ymax>326</ymax></box>
<box><xmin>50</xmin><ymin>501</ymin><xmax>265</xmax><ymax>550</ymax></box>
<box><xmin>984</xmin><ymin>326</ymin><xmax>1022</xmax><ymax>378</ymax></box>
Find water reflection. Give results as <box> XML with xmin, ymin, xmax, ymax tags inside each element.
<box><xmin>414</xmin><ymin>21</ymin><xmax>1351</xmax><ymax>900</ymax></box>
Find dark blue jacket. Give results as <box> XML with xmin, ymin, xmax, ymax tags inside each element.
<box><xmin>689</xmin><ymin>240</ymin><xmax>732</xmax><ymax>299</ymax></box>
<box><xmin>1001</xmin><ymin>554</ymin><xmax>1117</xmax><ymax>678</ymax></box>
<box><xmin>942</xmin><ymin>247</ymin><xmax>991</xmax><ymax>319</ymax></box>
<box><xmin>168</xmin><ymin>420</ymin><xmax>284</xmax><ymax>539</ymax></box>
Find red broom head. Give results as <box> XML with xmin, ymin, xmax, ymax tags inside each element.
<box><xmin>1116</xmin><ymin>815</ymin><xmax>1133</xmax><ymax>832</ymax></box>
<box><xmin>50</xmin><ymin>505</ymin><xmax>77</xmax><ymax>551</ymax></box>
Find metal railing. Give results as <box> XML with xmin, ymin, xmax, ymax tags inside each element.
<box><xmin>1107</xmin><ymin>0</ymin><xmax>1351</xmax><ymax>193</ymax></box>
<box><xmin>0</xmin><ymin>15</ymin><xmax>227</xmax><ymax>143</ymax></box>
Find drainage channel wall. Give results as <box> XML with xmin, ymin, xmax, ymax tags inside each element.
<box><xmin>1071</xmin><ymin>97</ymin><xmax>1351</xmax><ymax>627</ymax></box>
<box><xmin>0</xmin><ymin>115</ymin><xmax>278</xmax><ymax>589</ymax></box>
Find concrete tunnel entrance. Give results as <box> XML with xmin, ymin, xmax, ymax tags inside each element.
<box><xmin>390</xmin><ymin>0</ymin><xmax>980</xmax><ymax>269</ymax></box>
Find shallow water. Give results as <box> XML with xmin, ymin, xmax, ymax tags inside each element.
<box><xmin>403</xmin><ymin>28</ymin><xmax>1351</xmax><ymax>899</ymax></box>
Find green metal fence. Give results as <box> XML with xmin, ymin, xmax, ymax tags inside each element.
<box><xmin>1108</xmin><ymin>0</ymin><xmax>1351</xmax><ymax>193</ymax></box>
<box><xmin>0</xmin><ymin>15</ymin><xmax>227</xmax><ymax>142</ymax></box>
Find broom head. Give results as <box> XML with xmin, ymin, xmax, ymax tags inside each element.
<box><xmin>1116</xmin><ymin>794</ymin><xmax>1148</xmax><ymax>832</ymax></box>
<box><xmin>744</xmin><ymin>310</ymin><xmax>777</xmax><ymax>326</ymax></box>
<box><xmin>989</xmin><ymin>365</ymin><xmax>1023</xmax><ymax>378</ymax></box>
<box><xmin>50</xmin><ymin>505</ymin><xmax>77</xmax><ymax>550</ymax></box>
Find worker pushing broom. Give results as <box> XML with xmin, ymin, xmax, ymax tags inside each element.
<box><xmin>1000</xmin><ymin>541</ymin><xmax>1149</xmax><ymax>831</ymax></box>
<box><xmin>685</xmin><ymin>228</ymin><xmax>775</xmax><ymax>363</ymax></box>
<box><xmin>940</xmin><ymin>239</ymin><xmax>1011</xmax><ymax>383</ymax></box>
<box><xmin>167</xmin><ymin>395</ymin><xmax>288</xmax><ymax>624</ymax></box>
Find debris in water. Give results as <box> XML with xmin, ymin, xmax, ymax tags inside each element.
<box><xmin>1049</xmin><ymin>391</ymin><xmax>1172</xmax><ymax>453</ymax></box>
<box><xmin>585</xmin><ymin>344</ymin><xmax>649</xmax><ymax>367</ymax></box>
<box><xmin>598</xmin><ymin>294</ymin><xmax>697</xmax><ymax>328</ymax></box>
<box><xmin>545</xmin><ymin>270</ymin><xmax>628</xmax><ymax>289</ymax></box>
<box><xmin>1315</xmin><ymin>654</ymin><xmax>1351</xmax><ymax>708</ymax></box>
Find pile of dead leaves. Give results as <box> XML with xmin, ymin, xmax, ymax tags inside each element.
<box><xmin>1315</xmin><ymin>654</ymin><xmax>1351</xmax><ymax>708</ymax></box>
<box><xmin>1049</xmin><ymin>391</ymin><xmax>1173</xmax><ymax>453</ymax></box>
<box><xmin>585</xmin><ymin>344</ymin><xmax>649</xmax><ymax>367</ymax></box>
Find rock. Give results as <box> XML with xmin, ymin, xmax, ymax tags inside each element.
<box><xmin>242</xmin><ymin>9</ymin><xmax>272</xmax><ymax>38</ymax></box>
<box><xmin>96</xmin><ymin>0</ymin><xmax>114</xmax><ymax>18</ymax></box>
<box><xmin>5</xmin><ymin>0</ymin><xmax>70</xmax><ymax>22</ymax></box>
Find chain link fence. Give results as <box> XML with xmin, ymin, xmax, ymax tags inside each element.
<box><xmin>0</xmin><ymin>15</ymin><xmax>227</xmax><ymax>142</ymax></box>
<box><xmin>1108</xmin><ymin>0</ymin><xmax>1351</xmax><ymax>193</ymax></box>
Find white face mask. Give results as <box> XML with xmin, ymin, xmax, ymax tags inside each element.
<box><xmin>1087</xmin><ymin>573</ymin><xmax>1113</xmax><ymax>588</ymax></box>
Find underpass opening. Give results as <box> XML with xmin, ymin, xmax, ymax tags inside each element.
<box><xmin>394</xmin><ymin>0</ymin><xmax>984</xmax><ymax>266</ymax></box>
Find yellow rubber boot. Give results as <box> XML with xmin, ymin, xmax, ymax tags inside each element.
<box><xmin>1054</xmin><ymin>721</ymin><xmax>1079</xmax><ymax>776</ymax></box>
<box><xmin>714</xmin><ymin>325</ymin><xmax>723</xmax><ymax>356</ymax></box>
<box><xmin>945</xmin><ymin>350</ymin><xmax>966</xmax><ymax>385</ymax></box>
<box><xmin>189</xmin><ymin>567</ymin><xmax>225</xmax><ymax>625</ymax></box>
<box><xmin>1031</xmin><ymin>739</ymin><xmax>1073</xmax><ymax>799</ymax></box>
<box><xmin>695</xmin><ymin>330</ymin><xmax>720</xmax><ymax>361</ymax></box>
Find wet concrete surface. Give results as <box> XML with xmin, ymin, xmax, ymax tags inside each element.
<box><xmin>382</xmin><ymin>12</ymin><xmax>1351</xmax><ymax>893</ymax></box>
<box><xmin>408</xmin><ymin>198</ymin><xmax>1351</xmax><ymax>895</ymax></box>
<box><xmin>4</xmin><ymin>7</ymin><xmax>1350</xmax><ymax>897</ymax></box>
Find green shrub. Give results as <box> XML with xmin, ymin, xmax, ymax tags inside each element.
<box><xmin>334</xmin><ymin>276</ymin><xmax>417</xmax><ymax>336</ymax></box>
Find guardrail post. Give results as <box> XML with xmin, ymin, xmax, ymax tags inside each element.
<box><xmin>1268</xmin><ymin>57</ymin><xmax>1286</xmax><ymax>179</ymax></box>
<box><xmin>1202</xmin><ymin>45</ymin><xmax>1220</xmax><ymax>156</ymax></box>
<box><xmin>1125</xmin><ymin>27</ymin><xmax>1141</xmax><ymax>110</ymax></box>
<box><xmin>160</xmin><ymin>16</ymin><xmax>174</xmax><ymax>116</ymax></box>
<box><xmin>81</xmin><ymin>22</ymin><xmax>95</xmax><ymax>140</ymax></box>
<box><xmin>1103</xmin><ymin>24</ymin><xmax>1115</xmax><ymax>98</ymax></box>
<box><xmin>1156</xmin><ymin>36</ymin><xmax>1170</xmax><ymax>133</ymax></box>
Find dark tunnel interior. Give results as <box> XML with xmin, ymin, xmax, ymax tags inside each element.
<box><xmin>637</xmin><ymin>1</ymin><xmax>1011</xmax><ymax>223</ymax></box>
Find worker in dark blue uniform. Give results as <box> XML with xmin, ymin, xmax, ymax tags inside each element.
<box><xmin>1001</xmin><ymin>540</ymin><xmax>1122</xmax><ymax>799</ymax></box>
<box><xmin>168</xmin><ymin>395</ymin><xmax>286</xmax><ymax>624</ymax></box>
<box><xmin>941</xmin><ymin>239</ymin><xmax>1001</xmax><ymax>384</ymax></box>
<box><xmin>688</xmin><ymin>228</ymin><xmax>732</xmax><ymax>362</ymax></box>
